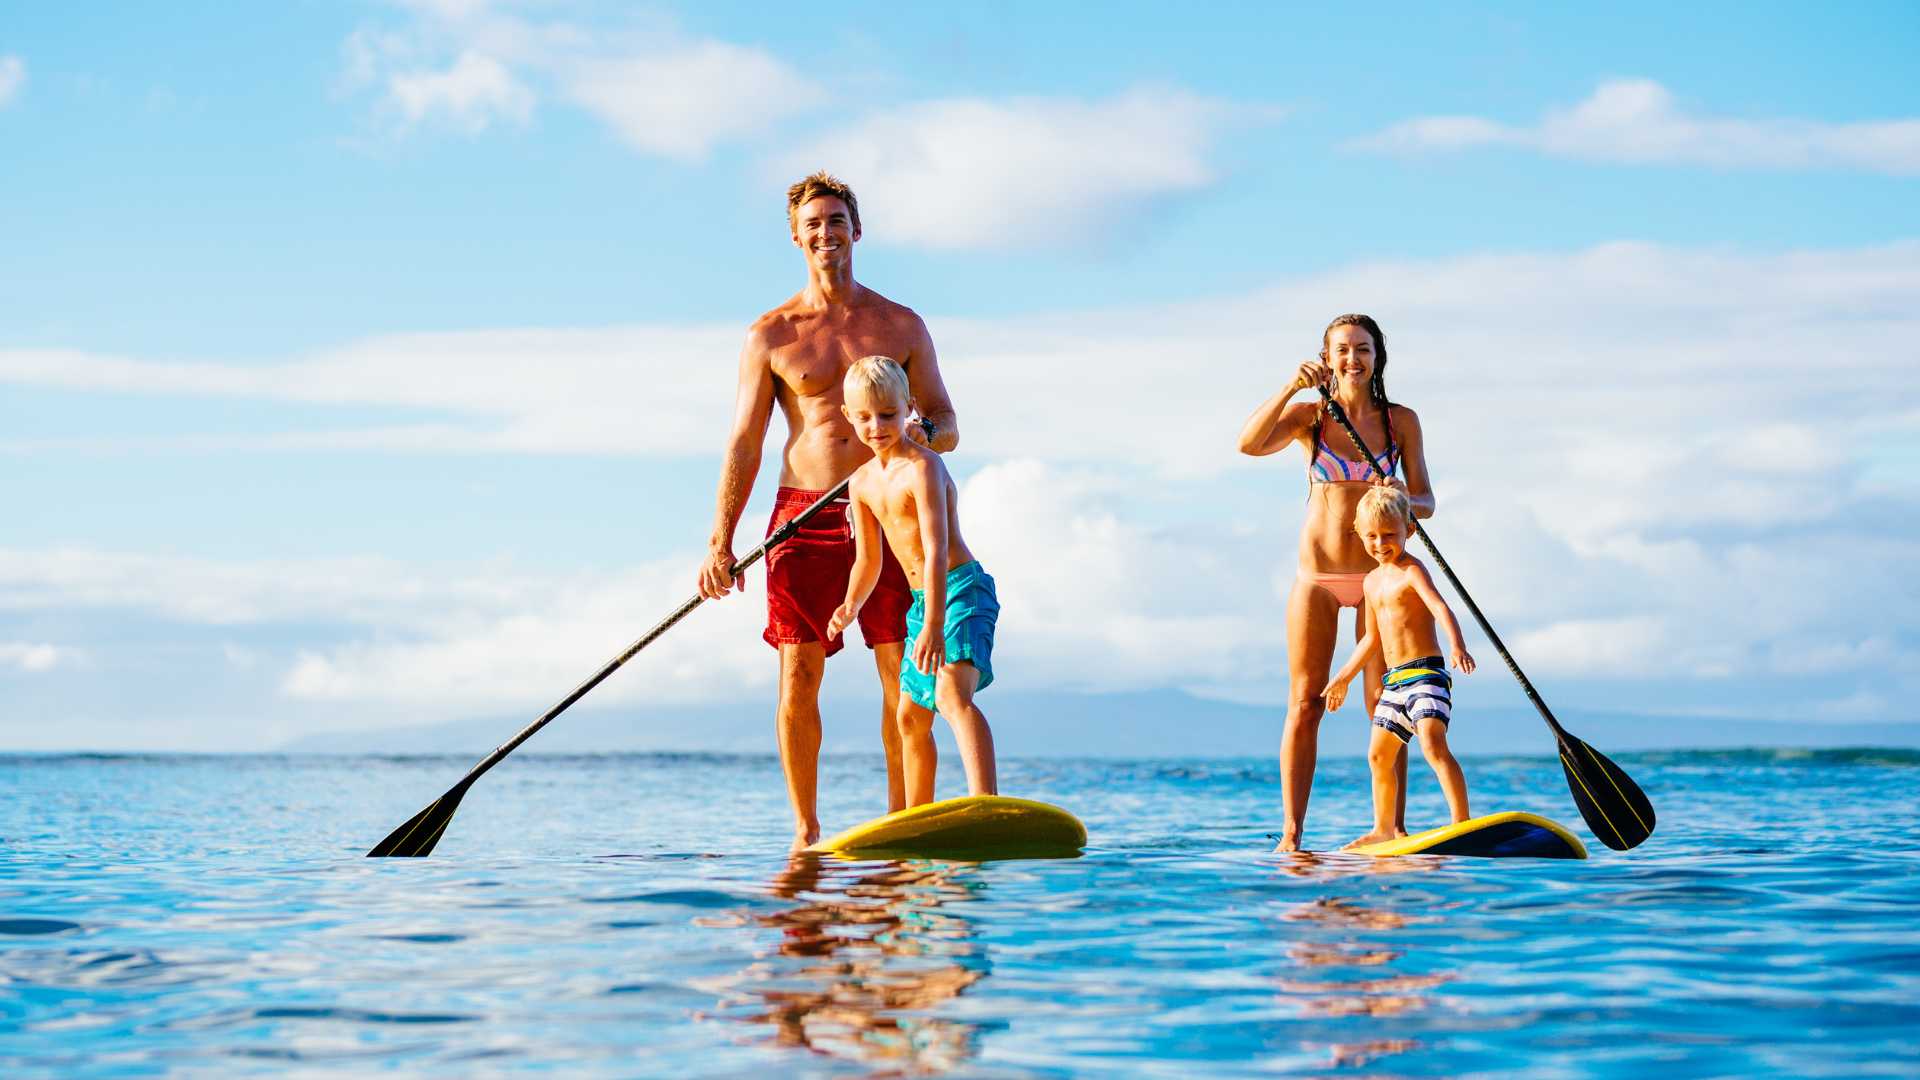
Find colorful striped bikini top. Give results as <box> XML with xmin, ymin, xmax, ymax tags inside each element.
<box><xmin>1308</xmin><ymin>434</ymin><xmax>1400</xmax><ymax>483</ymax></box>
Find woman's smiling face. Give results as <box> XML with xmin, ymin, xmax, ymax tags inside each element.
<box><xmin>1324</xmin><ymin>323</ymin><xmax>1377</xmax><ymax>391</ymax></box>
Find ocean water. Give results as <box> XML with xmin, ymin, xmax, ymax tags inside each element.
<box><xmin>2</xmin><ymin>749</ymin><xmax>1916</xmax><ymax>1077</ymax></box>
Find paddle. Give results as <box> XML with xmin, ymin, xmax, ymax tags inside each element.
<box><xmin>1318</xmin><ymin>390</ymin><xmax>1655</xmax><ymax>851</ymax></box>
<box><xmin>367</xmin><ymin>479</ymin><xmax>854</xmax><ymax>857</ymax></box>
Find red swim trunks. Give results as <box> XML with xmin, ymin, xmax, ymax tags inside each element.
<box><xmin>763</xmin><ymin>487</ymin><xmax>912</xmax><ymax>656</ymax></box>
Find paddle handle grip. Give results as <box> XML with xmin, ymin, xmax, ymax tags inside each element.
<box><xmin>1318</xmin><ymin>393</ymin><xmax>1569</xmax><ymax>741</ymax></box>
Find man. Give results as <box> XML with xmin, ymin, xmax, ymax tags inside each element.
<box><xmin>699</xmin><ymin>171</ymin><xmax>959</xmax><ymax>850</ymax></box>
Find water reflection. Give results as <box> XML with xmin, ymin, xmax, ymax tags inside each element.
<box><xmin>707</xmin><ymin>854</ymin><xmax>991</xmax><ymax>1072</ymax></box>
<box><xmin>1269</xmin><ymin>852</ymin><xmax>1455</xmax><ymax>1068</ymax></box>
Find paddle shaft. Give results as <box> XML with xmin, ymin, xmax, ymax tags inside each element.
<box><xmin>437</xmin><ymin>477</ymin><xmax>853</xmax><ymax>792</ymax></box>
<box><xmin>1317</xmin><ymin>392</ymin><xmax>1571</xmax><ymax>742</ymax></box>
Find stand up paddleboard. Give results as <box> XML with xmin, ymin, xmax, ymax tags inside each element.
<box><xmin>1346</xmin><ymin>811</ymin><xmax>1587</xmax><ymax>859</ymax></box>
<box><xmin>809</xmin><ymin>795</ymin><xmax>1086</xmax><ymax>860</ymax></box>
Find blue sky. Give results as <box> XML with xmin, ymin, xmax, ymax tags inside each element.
<box><xmin>2</xmin><ymin>2</ymin><xmax>1917</xmax><ymax>750</ymax></box>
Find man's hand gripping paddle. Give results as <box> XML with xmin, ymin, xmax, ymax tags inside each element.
<box><xmin>1319</xmin><ymin>390</ymin><xmax>1655</xmax><ymax>851</ymax></box>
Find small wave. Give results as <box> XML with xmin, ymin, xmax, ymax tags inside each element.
<box><xmin>0</xmin><ymin>918</ymin><xmax>81</xmax><ymax>935</ymax></box>
<box><xmin>252</xmin><ymin>1006</ymin><xmax>475</xmax><ymax>1025</ymax></box>
<box><xmin>1620</xmin><ymin>747</ymin><xmax>1920</xmax><ymax>767</ymax></box>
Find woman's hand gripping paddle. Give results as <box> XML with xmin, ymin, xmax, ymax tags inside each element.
<box><xmin>367</xmin><ymin>479</ymin><xmax>854</xmax><ymax>857</ymax></box>
<box><xmin>1319</xmin><ymin>392</ymin><xmax>1655</xmax><ymax>850</ymax></box>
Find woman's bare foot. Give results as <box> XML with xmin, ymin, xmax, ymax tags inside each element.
<box><xmin>1272</xmin><ymin>831</ymin><xmax>1304</xmax><ymax>853</ymax></box>
<box><xmin>790</xmin><ymin>823</ymin><xmax>821</xmax><ymax>853</ymax></box>
<box><xmin>1342</xmin><ymin>829</ymin><xmax>1405</xmax><ymax>850</ymax></box>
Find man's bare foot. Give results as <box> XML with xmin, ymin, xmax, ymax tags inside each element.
<box><xmin>1272</xmin><ymin>832</ymin><xmax>1304</xmax><ymax>853</ymax></box>
<box><xmin>1342</xmin><ymin>829</ymin><xmax>1405</xmax><ymax>851</ymax></box>
<box><xmin>790</xmin><ymin>823</ymin><xmax>821</xmax><ymax>853</ymax></box>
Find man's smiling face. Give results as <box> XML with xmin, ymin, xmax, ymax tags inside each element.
<box><xmin>792</xmin><ymin>195</ymin><xmax>858</xmax><ymax>271</ymax></box>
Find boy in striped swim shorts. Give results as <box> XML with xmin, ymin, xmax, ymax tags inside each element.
<box><xmin>1321</xmin><ymin>486</ymin><xmax>1477</xmax><ymax>849</ymax></box>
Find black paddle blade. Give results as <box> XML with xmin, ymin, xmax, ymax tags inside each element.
<box><xmin>367</xmin><ymin>786</ymin><xmax>468</xmax><ymax>857</ymax></box>
<box><xmin>1557</xmin><ymin>734</ymin><xmax>1655</xmax><ymax>851</ymax></box>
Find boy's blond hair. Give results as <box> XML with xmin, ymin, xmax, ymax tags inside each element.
<box><xmin>1354</xmin><ymin>485</ymin><xmax>1411</xmax><ymax>530</ymax></box>
<box><xmin>844</xmin><ymin>354</ymin><xmax>910</xmax><ymax>408</ymax></box>
<box><xmin>787</xmin><ymin>170</ymin><xmax>860</xmax><ymax>233</ymax></box>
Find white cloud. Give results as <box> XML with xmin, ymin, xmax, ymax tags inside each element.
<box><xmin>787</xmin><ymin>88</ymin><xmax>1245</xmax><ymax>251</ymax></box>
<box><xmin>0</xmin><ymin>55</ymin><xmax>22</xmax><ymax>108</ymax></box>
<box><xmin>343</xmin><ymin>5</ymin><xmax>819</xmax><ymax>155</ymax></box>
<box><xmin>565</xmin><ymin>43</ymin><xmax>823</xmax><ymax>160</ymax></box>
<box><xmin>961</xmin><ymin>461</ymin><xmax>1275</xmax><ymax>691</ymax></box>
<box><xmin>1355</xmin><ymin>78</ymin><xmax>1920</xmax><ymax>175</ymax></box>
<box><xmin>388</xmin><ymin>50</ymin><xmax>532</xmax><ymax>132</ymax></box>
<box><xmin>0</xmin><ymin>642</ymin><xmax>76</xmax><ymax>673</ymax></box>
<box><xmin>278</xmin><ymin>554</ymin><xmax>771</xmax><ymax>709</ymax></box>
<box><xmin>0</xmin><ymin>324</ymin><xmax>740</xmax><ymax>456</ymax></box>
<box><xmin>3</xmin><ymin>241</ymin><xmax>1917</xmax><ymax>711</ymax></box>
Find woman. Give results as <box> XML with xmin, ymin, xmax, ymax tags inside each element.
<box><xmin>1237</xmin><ymin>314</ymin><xmax>1435</xmax><ymax>851</ymax></box>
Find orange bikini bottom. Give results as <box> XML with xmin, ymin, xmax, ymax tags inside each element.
<box><xmin>1298</xmin><ymin>570</ymin><xmax>1367</xmax><ymax>609</ymax></box>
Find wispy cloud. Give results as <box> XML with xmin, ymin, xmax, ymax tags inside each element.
<box><xmin>342</xmin><ymin>3</ymin><xmax>821</xmax><ymax>157</ymax></box>
<box><xmin>564</xmin><ymin>43</ymin><xmax>823</xmax><ymax>161</ymax></box>
<box><xmin>1354</xmin><ymin>79</ymin><xmax>1920</xmax><ymax>175</ymax></box>
<box><xmin>339</xmin><ymin>6</ymin><xmax>1258</xmax><ymax>235</ymax></box>
<box><xmin>0</xmin><ymin>642</ymin><xmax>76</xmax><ymax>673</ymax></box>
<box><xmin>0</xmin><ymin>55</ymin><xmax>24</xmax><ymax>108</ymax></box>
<box><xmin>787</xmin><ymin>88</ymin><xmax>1253</xmax><ymax>251</ymax></box>
<box><xmin>4</xmin><ymin>242</ymin><xmax>1916</xmax><ymax>714</ymax></box>
<box><xmin>387</xmin><ymin>49</ymin><xmax>533</xmax><ymax>132</ymax></box>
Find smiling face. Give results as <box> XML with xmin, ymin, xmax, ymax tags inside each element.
<box><xmin>1323</xmin><ymin>323</ymin><xmax>1378</xmax><ymax>394</ymax></box>
<box><xmin>841</xmin><ymin>380</ymin><xmax>909</xmax><ymax>453</ymax></box>
<box><xmin>1356</xmin><ymin>511</ymin><xmax>1410</xmax><ymax>566</ymax></box>
<box><xmin>791</xmin><ymin>194</ymin><xmax>858</xmax><ymax>272</ymax></box>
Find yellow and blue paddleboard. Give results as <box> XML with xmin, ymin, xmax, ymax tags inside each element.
<box><xmin>1346</xmin><ymin>811</ymin><xmax>1587</xmax><ymax>859</ymax></box>
<box><xmin>809</xmin><ymin>795</ymin><xmax>1086</xmax><ymax>860</ymax></box>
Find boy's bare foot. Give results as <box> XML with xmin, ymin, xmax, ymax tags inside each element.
<box><xmin>1341</xmin><ymin>829</ymin><xmax>1405</xmax><ymax>850</ymax></box>
<box><xmin>1272</xmin><ymin>832</ymin><xmax>1304</xmax><ymax>853</ymax></box>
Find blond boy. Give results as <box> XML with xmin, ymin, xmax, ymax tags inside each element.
<box><xmin>826</xmin><ymin>356</ymin><xmax>1000</xmax><ymax>806</ymax></box>
<box><xmin>1324</xmin><ymin>486</ymin><xmax>1476</xmax><ymax>848</ymax></box>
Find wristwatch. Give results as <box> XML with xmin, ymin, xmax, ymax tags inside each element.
<box><xmin>918</xmin><ymin>416</ymin><xmax>938</xmax><ymax>444</ymax></box>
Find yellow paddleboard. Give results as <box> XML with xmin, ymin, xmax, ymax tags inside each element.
<box><xmin>809</xmin><ymin>795</ymin><xmax>1086</xmax><ymax>859</ymax></box>
<box><xmin>1346</xmin><ymin>811</ymin><xmax>1587</xmax><ymax>859</ymax></box>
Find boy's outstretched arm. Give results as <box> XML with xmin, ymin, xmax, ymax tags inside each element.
<box><xmin>827</xmin><ymin>486</ymin><xmax>884</xmax><ymax>640</ymax></box>
<box><xmin>909</xmin><ymin>460</ymin><xmax>951</xmax><ymax>677</ymax></box>
<box><xmin>1410</xmin><ymin>562</ymin><xmax>1476</xmax><ymax>674</ymax></box>
<box><xmin>1323</xmin><ymin>613</ymin><xmax>1381</xmax><ymax>712</ymax></box>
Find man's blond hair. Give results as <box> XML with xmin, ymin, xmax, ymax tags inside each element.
<box><xmin>844</xmin><ymin>355</ymin><xmax>909</xmax><ymax>408</ymax></box>
<box><xmin>787</xmin><ymin>170</ymin><xmax>860</xmax><ymax>233</ymax></box>
<box><xmin>1354</xmin><ymin>485</ymin><xmax>1412</xmax><ymax>531</ymax></box>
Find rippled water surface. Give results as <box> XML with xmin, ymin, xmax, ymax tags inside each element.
<box><xmin>3</xmin><ymin>750</ymin><xmax>1917</xmax><ymax>1076</ymax></box>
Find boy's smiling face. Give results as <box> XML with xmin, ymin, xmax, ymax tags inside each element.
<box><xmin>842</xmin><ymin>383</ymin><xmax>910</xmax><ymax>453</ymax></box>
<box><xmin>1357</xmin><ymin>513</ymin><xmax>1410</xmax><ymax>566</ymax></box>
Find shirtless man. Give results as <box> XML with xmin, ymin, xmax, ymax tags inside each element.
<box><xmin>698</xmin><ymin>172</ymin><xmax>959</xmax><ymax>850</ymax></box>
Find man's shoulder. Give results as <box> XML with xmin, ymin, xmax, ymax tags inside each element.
<box><xmin>855</xmin><ymin>286</ymin><xmax>926</xmax><ymax>328</ymax></box>
<box><xmin>745</xmin><ymin>293</ymin><xmax>809</xmax><ymax>345</ymax></box>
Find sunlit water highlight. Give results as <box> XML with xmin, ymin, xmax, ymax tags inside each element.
<box><xmin>3</xmin><ymin>750</ymin><xmax>1916</xmax><ymax>1076</ymax></box>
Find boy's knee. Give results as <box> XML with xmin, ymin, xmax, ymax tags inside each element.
<box><xmin>1368</xmin><ymin>736</ymin><xmax>1403</xmax><ymax>769</ymax></box>
<box><xmin>896</xmin><ymin>707</ymin><xmax>934</xmax><ymax>737</ymax></box>
<box><xmin>1417</xmin><ymin>723</ymin><xmax>1450</xmax><ymax>754</ymax></box>
<box><xmin>933</xmin><ymin>683</ymin><xmax>972</xmax><ymax>717</ymax></box>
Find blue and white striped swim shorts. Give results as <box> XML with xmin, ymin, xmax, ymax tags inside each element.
<box><xmin>1372</xmin><ymin>655</ymin><xmax>1452</xmax><ymax>743</ymax></box>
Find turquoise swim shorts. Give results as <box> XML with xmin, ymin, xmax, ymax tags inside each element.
<box><xmin>900</xmin><ymin>560</ymin><xmax>999</xmax><ymax>712</ymax></box>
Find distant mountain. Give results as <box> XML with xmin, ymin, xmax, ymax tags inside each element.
<box><xmin>277</xmin><ymin>688</ymin><xmax>1920</xmax><ymax>756</ymax></box>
